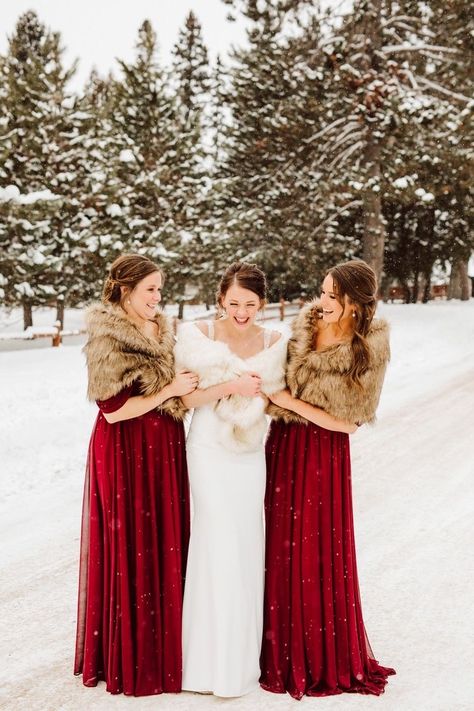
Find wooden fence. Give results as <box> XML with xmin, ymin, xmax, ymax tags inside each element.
<box><xmin>386</xmin><ymin>283</ymin><xmax>448</xmax><ymax>302</ymax></box>
<box><xmin>1</xmin><ymin>300</ymin><xmax>301</xmax><ymax>347</ymax></box>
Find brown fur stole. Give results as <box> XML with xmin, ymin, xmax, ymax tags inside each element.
<box><xmin>84</xmin><ymin>302</ymin><xmax>186</xmax><ymax>420</ymax></box>
<box><xmin>269</xmin><ymin>299</ymin><xmax>390</xmax><ymax>425</ymax></box>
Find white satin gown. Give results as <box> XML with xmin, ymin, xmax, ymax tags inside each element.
<box><xmin>181</xmin><ymin>323</ymin><xmax>275</xmax><ymax>697</ymax></box>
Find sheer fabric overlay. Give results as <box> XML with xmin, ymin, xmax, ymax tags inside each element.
<box><xmin>260</xmin><ymin>420</ymin><xmax>395</xmax><ymax>699</ymax></box>
<box><xmin>74</xmin><ymin>386</ymin><xmax>190</xmax><ymax>696</ymax></box>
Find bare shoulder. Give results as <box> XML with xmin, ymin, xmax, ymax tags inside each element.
<box><xmin>195</xmin><ymin>320</ymin><xmax>209</xmax><ymax>336</ymax></box>
<box><xmin>261</xmin><ymin>328</ymin><xmax>283</xmax><ymax>346</ymax></box>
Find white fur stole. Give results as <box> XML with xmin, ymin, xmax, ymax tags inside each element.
<box><xmin>174</xmin><ymin>321</ymin><xmax>288</xmax><ymax>452</ymax></box>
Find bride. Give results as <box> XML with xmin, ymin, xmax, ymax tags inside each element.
<box><xmin>174</xmin><ymin>262</ymin><xmax>288</xmax><ymax>697</ymax></box>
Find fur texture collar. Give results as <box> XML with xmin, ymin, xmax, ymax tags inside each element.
<box><xmin>84</xmin><ymin>302</ymin><xmax>186</xmax><ymax>420</ymax></box>
<box><xmin>270</xmin><ymin>299</ymin><xmax>390</xmax><ymax>425</ymax></box>
<box><xmin>175</xmin><ymin>321</ymin><xmax>288</xmax><ymax>451</ymax></box>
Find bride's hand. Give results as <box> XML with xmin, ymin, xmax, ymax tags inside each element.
<box><xmin>233</xmin><ymin>372</ymin><xmax>261</xmax><ymax>397</ymax></box>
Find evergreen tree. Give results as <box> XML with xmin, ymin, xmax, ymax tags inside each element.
<box><xmin>307</xmin><ymin>0</ymin><xmax>472</xmax><ymax>282</ymax></box>
<box><xmin>217</xmin><ymin>0</ymin><xmax>331</xmax><ymax>298</ymax></box>
<box><xmin>220</xmin><ymin>0</ymin><xmax>472</xmax><ymax>296</ymax></box>
<box><xmin>429</xmin><ymin>0</ymin><xmax>474</xmax><ymax>299</ymax></box>
<box><xmin>108</xmin><ymin>19</ymin><xmax>211</xmax><ymax>305</ymax></box>
<box><xmin>170</xmin><ymin>11</ymin><xmax>211</xmax><ymax>312</ymax></box>
<box><xmin>0</xmin><ymin>11</ymin><xmax>82</xmax><ymax>326</ymax></box>
<box><xmin>74</xmin><ymin>69</ymin><xmax>130</xmax><ymax>302</ymax></box>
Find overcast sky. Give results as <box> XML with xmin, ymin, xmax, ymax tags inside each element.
<box><xmin>0</xmin><ymin>0</ymin><xmax>249</xmax><ymax>92</ymax></box>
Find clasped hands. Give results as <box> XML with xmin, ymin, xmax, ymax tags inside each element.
<box><xmin>230</xmin><ymin>372</ymin><xmax>293</xmax><ymax>408</ymax></box>
<box><xmin>171</xmin><ymin>369</ymin><xmax>293</xmax><ymax>407</ymax></box>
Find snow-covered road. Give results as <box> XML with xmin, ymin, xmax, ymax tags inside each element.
<box><xmin>1</xmin><ymin>301</ymin><xmax>473</xmax><ymax>711</ymax></box>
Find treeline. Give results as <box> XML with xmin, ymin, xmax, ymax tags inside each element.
<box><xmin>0</xmin><ymin>2</ymin><xmax>472</xmax><ymax>327</ymax></box>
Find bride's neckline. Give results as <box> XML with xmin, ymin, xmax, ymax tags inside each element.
<box><xmin>191</xmin><ymin>321</ymin><xmax>281</xmax><ymax>361</ymax></box>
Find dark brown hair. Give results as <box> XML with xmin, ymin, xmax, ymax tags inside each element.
<box><xmin>326</xmin><ymin>259</ymin><xmax>377</xmax><ymax>386</ymax></box>
<box><xmin>102</xmin><ymin>254</ymin><xmax>163</xmax><ymax>305</ymax></box>
<box><xmin>216</xmin><ymin>261</ymin><xmax>267</xmax><ymax>309</ymax></box>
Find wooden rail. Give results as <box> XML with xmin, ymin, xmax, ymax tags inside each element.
<box><xmin>386</xmin><ymin>284</ymin><xmax>448</xmax><ymax>302</ymax></box>
<box><xmin>1</xmin><ymin>301</ymin><xmax>302</xmax><ymax>346</ymax></box>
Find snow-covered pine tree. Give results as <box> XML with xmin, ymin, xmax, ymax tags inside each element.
<box><xmin>306</xmin><ymin>0</ymin><xmax>472</xmax><ymax>283</ymax></box>
<box><xmin>170</xmin><ymin>11</ymin><xmax>211</xmax><ymax>313</ymax></box>
<box><xmin>376</xmin><ymin>0</ymin><xmax>473</xmax><ymax>301</ymax></box>
<box><xmin>217</xmin><ymin>0</ymin><xmax>473</xmax><ymax>298</ymax></box>
<box><xmin>110</xmin><ymin>20</ymin><xmax>199</xmax><ymax>302</ymax></box>
<box><xmin>428</xmin><ymin>0</ymin><xmax>474</xmax><ymax>299</ymax></box>
<box><xmin>0</xmin><ymin>53</ymin><xmax>14</xmax><ymax>308</ymax></box>
<box><xmin>74</xmin><ymin>69</ymin><xmax>131</xmax><ymax>302</ymax></box>
<box><xmin>0</xmin><ymin>11</ymin><xmax>80</xmax><ymax>327</ymax></box>
<box><xmin>197</xmin><ymin>53</ymin><xmax>235</xmax><ymax>306</ymax></box>
<box><xmin>217</xmin><ymin>0</ymin><xmax>332</xmax><ymax>299</ymax></box>
<box><xmin>381</xmin><ymin>93</ymin><xmax>471</xmax><ymax>302</ymax></box>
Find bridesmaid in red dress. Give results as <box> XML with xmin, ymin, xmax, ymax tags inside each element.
<box><xmin>74</xmin><ymin>254</ymin><xmax>198</xmax><ymax>696</ymax></box>
<box><xmin>261</xmin><ymin>259</ymin><xmax>395</xmax><ymax>699</ymax></box>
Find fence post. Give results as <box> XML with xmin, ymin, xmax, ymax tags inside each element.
<box><xmin>52</xmin><ymin>320</ymin><xmax>62</xmax><ymax>347</ymax></box>
<box><xmin>279</xmin><ymin>298</ymin><xmax>285</xmax><ymax>321</ymax></box>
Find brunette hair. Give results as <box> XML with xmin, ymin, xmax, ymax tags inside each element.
<box><xmin>102</xmin><ymin>254</ymin><xmax>163</xmax><ymax>304</ymax></box>
<box><xmin>326</xmin><ymin>259</ymin><xmax>377</xmax><ymax>386</ymax></box>
<box><xmin>216</xmin><ymin>261</ymin><xmax>267</xmax><ymax>311</ymax></box>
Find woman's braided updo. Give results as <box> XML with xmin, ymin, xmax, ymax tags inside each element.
<box><xmin>102</xmin><ymin>254</ymin><xmax>163</xmax><ymax>305</ymax></box>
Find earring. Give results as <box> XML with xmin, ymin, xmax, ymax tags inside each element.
<box><xmin>127</xmin><ymin>299</ymin><xmax>131</xmax><ymax>305</ymax></box>
<box><xmin>352</xmin><ymin>311</ymin><xmax>356</xmax><ymax>318</ymax></box>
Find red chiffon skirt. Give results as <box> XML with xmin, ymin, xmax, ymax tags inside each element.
<box><xmin>74</xmin><ymin>388</ymin><xmax>190</xmax><ymax>696</ymax></box>
<box><xmin>260</xmin><ymin>420</ymin><xmax>395</xmax><ymax>699</ymax></box>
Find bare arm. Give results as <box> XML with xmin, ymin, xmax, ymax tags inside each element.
<box><xmin>182</xmin><ymin>372</ymin><xmax>262</xmax><ymax>409</ymax></box>
<box><xmin>104</xmin><ymin>386</ymin><xmax>174</xmax><ymax>424</ymax></box>
<box><xmin>104</xmin><ymin>370</ymin><xmax>199</xmax><ymax>424</ymax></box>
<box><xmin>181</xmin><ymin>381</ymin><xmax>236</xmax><ymax>409</ymax></box>
<box><xmin>268</xmin><ymin>389</ymin><xmax>358</xmax><ymax>434</ymax></box>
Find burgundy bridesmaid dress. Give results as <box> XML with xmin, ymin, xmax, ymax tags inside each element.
<box><xmin>260</xmin><ymin>420</ymin><xmax>395</xmax><ymax>699</ymax></box>
<box><xmin>74</xmin><ymin>384</ymin><xmax>190</xmax><ymax>696</ymax></box>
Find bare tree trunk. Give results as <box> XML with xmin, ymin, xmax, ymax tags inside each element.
<box><xmin>411</xmin><ymin>268</ymin><xmax>420</xmax><ymax>303</ymax></box>
<box><xmin>359</xmin><ymin>0</ymin><xmax>385</xmax><ymax>283</ymax></box>
<box><xmin>448</xmin><ymin>258</ymin><xmax>471</xmax><ymax>300</ymax></box>
<box><xmin>400</xmin><ymin>280</ymin><xmax>410</xmax><ymax>304</ymax></box>
<box><xmin>422</xmin><ymin>269</ymin><xmax>432</xmax><ymax>303</ymax></box>
<box><xmin>23</xmin><ymin>301</ymin><xmax>33</xmax><ymax>330</ymax></box>
<box><xmin>448</xmin><ymin>261</ymin><xmax>460</xmax><ymax>299</ymax></box>
<box><xmin>362</xmin><ymin>131</ymin><xmax>385</xmax><ymax>283</ymax></box>
<box><xmin>55</xmin><ymin>297</ymin><xmax>65</xmax><ymax>330</ymax></box>
<box><xmin>459</xmin><ymin>259</ymin><xmax>471</xmax><ymax>301</ymax></box>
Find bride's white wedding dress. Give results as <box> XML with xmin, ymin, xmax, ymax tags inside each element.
<box><xmin>174</xmin><ymin>321</ymin><xmax>287</xmax><ymax>697</ymax></box>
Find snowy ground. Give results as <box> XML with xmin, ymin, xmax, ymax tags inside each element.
<box><xmin>1</xmin><ymin>300</ymin><xmax>473</xmax><ymax>711</ymax></box>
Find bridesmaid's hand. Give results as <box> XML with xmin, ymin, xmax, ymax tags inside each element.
<box><xmin>170</xmin><ymin>369</ymin><xmax>199</xmax><ymax>397</ymax></box>
<box><xmin>267</xmin><ymin>389</ymin><xmax>293</xmax><ymax>409</ymax></box>
<box><xmin>233</xmin><ymin>372</ymin><xmax>262</xmax><ymax>397</ymax></box>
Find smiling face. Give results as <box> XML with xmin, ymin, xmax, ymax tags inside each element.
<box><xmin>124</xmin><ymin>271</ymin><xmax>162</xmax><ymax>321</ymax></box>
<box><xmin>221</xmin><ymin>282</ymin><xmax>262</xmax><ymax>331</ymax></box>
<box><xmin>320</xmin><ymin>274</ymin><xmax>351</xmax><ymax>324</ymax></box>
